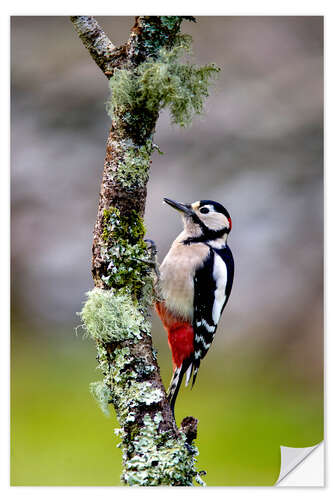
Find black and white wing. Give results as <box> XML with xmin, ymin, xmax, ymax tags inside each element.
<box><xmin>186</xmin><ymin>245</ymin><xmax>234</xmax><ymax>387</ymax></box>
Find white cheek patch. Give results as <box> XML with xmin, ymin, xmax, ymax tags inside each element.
<box><xmin>204</xmin><ymin>212</ymin><xmax>229</xmax><ymax>231</ymax></box>
<box><xmin>212</xmin><ymin>254</ymin><xmax>228</xmax><ymax>324</ymax></box>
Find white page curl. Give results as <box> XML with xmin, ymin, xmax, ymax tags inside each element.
<box><xmin>276</xmin><ymin>442</ymin><xmax>323</xmax><ymax>485</ymax></box>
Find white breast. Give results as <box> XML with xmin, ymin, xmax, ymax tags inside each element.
<box><xmin>159</xmin><ymin>236</ymin><xmax>210</xmax><ymax>320</ymax></box>
<box><xmin>212</xmin><ymin>253</ymin><xmax>228</xmax><ymax>325</ymax></box>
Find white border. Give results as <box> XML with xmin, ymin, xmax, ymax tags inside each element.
<box><xmin>3</xmin><ymin>1</ymin><xmax>330</xmax><ymax>498</ymax></box>
<box><xmin>1</xmin><ymin>0</ymin><xmax>331</xmax><ymax>15</ymax></box>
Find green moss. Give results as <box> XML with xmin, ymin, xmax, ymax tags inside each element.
<box><xmin>102</xmin><ymin>206</ymin><xmax>146</xmax><ymax>243</ymax></box>
<box><xmin>107</xmin><ymin>34</ymin><xmax>220</xmax><ymax>129</ymax></box>
<box><xmin>132</xmin><ymin>17</ymin><xmax>183</xmax><ymax>64</ymax></box>
<box><xmin>160</xmin><ymin>16</ymin><xmax>182</xmax><ymax>30</ymax></box>
<box><xmin>80</xmin><ymin>288</ymin><xmax>150</xmax><ymax>343</ymax></box>
<box><xmin>100</xmin><ymin>206</ymin><xmax>153</xmax><ymax>295</ymax></box>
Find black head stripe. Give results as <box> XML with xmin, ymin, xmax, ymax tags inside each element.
<box><xmin>183</xmin><ymin>210</ymin><xmax>228</xmax><ymax>245</ymax></box>
<box><xmin>183</xmin><ymin>227</ymin><xmax>228</xmax><ymax>245</ymax></box>
<box><xmin>182</xmin><ymin>200</ymin><xmax>231</xmax><ymax>244</ymax></box>
<box><xmin>199</xmin><ymin>200</ymin><xmax>231</xmax><ymax>219</ymax></box>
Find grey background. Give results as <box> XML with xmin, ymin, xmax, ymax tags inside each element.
<box><xmin>11</xmin><ymin>15</ymin><xmax>323</xmax><ymax>376</ymax></box>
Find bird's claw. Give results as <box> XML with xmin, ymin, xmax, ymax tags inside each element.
<box><xmin>144</xmin><ymin>239</ymin><xmax>158</xmax><ymax>258</ymax></box>
<box><xmin>129</xmin><ymin>239</ymin><xmax>160</xmax><ymax>279</ymax></box>
<box><xmin>144</xmin><ymin>239</ymin><xmax>160</xmax><ymax>279</ymax></box>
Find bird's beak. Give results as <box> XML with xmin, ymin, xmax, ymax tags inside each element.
<box><xmin>163</xmin><ymin>198</ymin><xmax>193</xmax><ymax>216</ymax></box>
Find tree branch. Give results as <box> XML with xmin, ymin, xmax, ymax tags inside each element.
<box><xmin>70</xmin><ymin>16</ymin><xmax>127</xmax><ymax>77</ymax></box>
<box><xmin>74</xmin><ymin>15</ymin><xmax>217</xmax><ymax>486</ymax></box>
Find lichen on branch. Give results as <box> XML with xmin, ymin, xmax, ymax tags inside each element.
<box><xmin>80</xmin><ymin>287</ymin><xmax>204</xmax><ymax>486</ymax></box>
<box><xmin>80</xmin><ymin>287</ymin><xmax>150</xmax><ymax>343</ymax></box>
<box><xmin>99</xmin><ymin>206</ymin><xmax>151</xmax><ymax>295</ymax></box>
<box><xmin>107</xmin><ymin>34</ymin><xmax>220</xmax><ymax>128</ymax></box>
<box><xmin>121</xmin><ymin>413</ymin><xmax>201</xmax><ymax>486</ymax></box>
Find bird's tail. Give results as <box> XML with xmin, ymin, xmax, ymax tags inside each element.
<box><xmin>167</xmin><ymin>361</ymin><xmax>190</xmax><ymax>413</ymax></box>
<box><xmin>190</xmin><ymin>360</ymin><xmax>201</xmax><ymax>388</ymax></box>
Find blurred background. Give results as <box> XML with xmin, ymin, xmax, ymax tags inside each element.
<box><xmin>11</xmin><ymin>16</ymin><xmax>323</xmax><ymax>486</ymax></box>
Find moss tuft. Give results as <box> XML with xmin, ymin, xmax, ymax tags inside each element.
<box><xmin>107</xmin><ymin>34</ymin><xmax>220</xmax><ymax>129</ymax></box>
<box><xmin>80</xmin><ymin>288</ymin><xmax>150</xmax><ymax>343</ymax></box>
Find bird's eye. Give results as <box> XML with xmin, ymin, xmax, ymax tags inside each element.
<box><xmin>199</xmin><ymin>207</ymin><xmax>209</xmax><ymax>214</ymax></box>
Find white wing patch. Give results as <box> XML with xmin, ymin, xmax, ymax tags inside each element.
<box><xmin>202</xmin><ymin>319</ymin><xmax>215</xmax><ymax>332</ymax></box>
<box><xmin>195</xmin><ymin>334</ymin><xmax>212</xmax><ymax>350</ymax></box>
<box><xmin>212</xmin><ymin>253</ymin><xmax>228</xmax><ymax>324</ymax></box>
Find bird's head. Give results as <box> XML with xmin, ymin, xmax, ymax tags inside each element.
<box><xmin>163</xmin><ymin>198</ymin><xmax>232</xmax><ymax>242</ymax></box>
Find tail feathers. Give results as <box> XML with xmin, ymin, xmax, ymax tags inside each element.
<box><xmin>167</xmin><ymin>361</ymin><xmax>190</xmax><ymax>413</ymax></box>
<box><xmin>185</xmin><ymin>363</ymin><xmax>193</xmax><ymax>387</ymax></box>
<box><xmin>168</xmin><ymin>359</ymin><xmax>201</xmax><ymax>412</ymax></box>
<box><xmin>191</xmin><ymin>361</ymin><xmax>200</xmax><ymax>388</ymax></box>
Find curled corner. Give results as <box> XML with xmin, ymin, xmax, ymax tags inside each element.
<box><xmin>275</xmin><ymin>442</ymin><xmax>323</xmax><ymax>485</ymax></box>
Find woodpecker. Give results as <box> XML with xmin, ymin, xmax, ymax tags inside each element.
<box><xmin>155</xmin><ymin>198</ymin><xmax>234</xmax><ymax>412</ymax></box>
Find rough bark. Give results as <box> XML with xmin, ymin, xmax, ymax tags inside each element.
<box><xmin>73</xmin><ymin>16</ymin><xmax>209</xmax><ymax>486</ymax></box>
<box><xmin>70</xmin><ymin>16</ymin><xmax>127</xmax><ymax>77</ymax></box>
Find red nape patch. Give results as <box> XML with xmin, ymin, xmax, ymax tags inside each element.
<box><xmin>228</xmin><ymin>217</ymin><xmax>232</xmax><ymax>230</ymax></box>
<box><xmin>155</xmin><ymin>302</ymin><xmax>194</xmax><ymax>368</ymax></box>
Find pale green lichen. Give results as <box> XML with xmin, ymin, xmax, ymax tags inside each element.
<box><xmin>120</xmin><ymin>413</ymin><xmax>201</xmax><ymax>486</ymax></box>
<box><xmin>88</xmin><ymin>335</ymin><xmax>160</xmax><ymax>424</ymax></box>
<box><xmin>116</xmin><ymin>141</ymin><xmax>153</xmax><ymax>190</ymax></box>
<box><xmin>115</xmin><ymin>381</ymin><xmax>163</xmax><ymax>424</ymax></box>
<box><xmin>90</xmin><ymin>381</ymin><xmax>111</xmax><ymax>416</ymax></box>
<box><xmin>94</xmin><ymin>338</ymin><xmax>204</xmax><ymax>487</ymax></box>
<box><xmin>107</xmin><ymin>34</ymin><xmax>220</xmax><ymax>129</ymax></box>
<box><xmin>80</xmin><ymin>288</ymin><xmax>150</xmax><ymax>343</ymax></box>
<box><xmin>106</xmin><ymin>343</ymin><xmax>161</xmax><ymax>424</ymax></box>
<box><xmin>96</xmin><ymin>343</ymin><xmax>110</xmax><ymax>379</ymax></box>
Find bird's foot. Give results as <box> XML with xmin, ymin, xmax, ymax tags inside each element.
<box><xmin>144</xmin><ymin>239</ymin><xmax>160</xmax><ymax>278</ymax></box>
<box><xmin>144</xmin><ymin>239</ymin><xmax>157</xmax><ymax>258</ymax></box>
<box><xmin>130</xmin><ymin>239</ymin><xmax>160</xmax><ymax>278</ymax></box>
